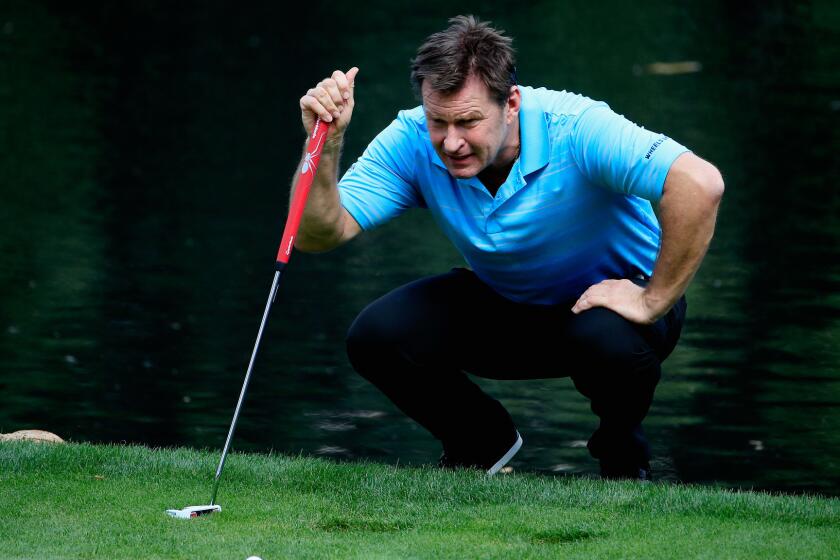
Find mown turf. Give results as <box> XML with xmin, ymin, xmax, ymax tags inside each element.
<box><xmin>1</xmin><ymin>441</ymin><xmax>838</xmax><ymax>559</ymax></box>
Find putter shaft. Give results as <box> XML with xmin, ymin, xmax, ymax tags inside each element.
<box><xmin>210</xmin><ymin>269</ymin><xmax>282</xmax><ymax>505</ymax></box>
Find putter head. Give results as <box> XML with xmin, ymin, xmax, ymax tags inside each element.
<box><xmin>165</xmin><ymin>504</ymin><xmax>222</xmax><ymax>519</ymax></box>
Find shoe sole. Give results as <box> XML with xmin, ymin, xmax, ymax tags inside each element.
<box><xmin>487</xmin><ymin>431</ymin><xmax>523</xmax><ymax>476</ymax></box>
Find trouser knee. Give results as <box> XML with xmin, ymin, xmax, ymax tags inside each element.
<box><xmin>346</xmin><ymin>312</ymin><xmax>389</xmax><ymax>381</ymax></box>
<box><xmin>345</xmin><ymin>301</ymin><xmax>423</xmax><ymax>386</ymax></box>
<box><xmin>568</xmin><ymin>308</ymin><xmax>661</xmax><ymax>385</ymax></box>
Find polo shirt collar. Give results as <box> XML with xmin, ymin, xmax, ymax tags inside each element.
<box><xmin>518</xmin><ymin>86</ymin><xmax>550</xmax><ymax>177</ymax></box>
<box><xmin>428</xmin><ymin>86</ymin><xmax>549</xmax><ymax>177</ymax></box>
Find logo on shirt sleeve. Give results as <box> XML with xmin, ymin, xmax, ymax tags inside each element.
<box><xmin>644</xmin><ymin>136</ymin><xmax>668</xmax><ymax>160</ymax></box>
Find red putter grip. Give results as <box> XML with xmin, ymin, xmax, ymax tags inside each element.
<box><xmin>276</xmin><ymin>118</ymin><xmax>331</xmax><ymax>266</ymax></box>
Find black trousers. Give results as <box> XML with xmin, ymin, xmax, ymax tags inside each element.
<box><xmin>346</xmin><ymin>267</ymin><xmax>686</xmax><ymax>466</ymax></box>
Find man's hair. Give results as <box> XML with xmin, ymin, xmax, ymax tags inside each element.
<box><xmin>410</xmin><ymin>15</ymin><xmax>516</xmax><ymax>106</ymax></box>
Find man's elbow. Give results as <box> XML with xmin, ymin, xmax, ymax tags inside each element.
<box><xmin>294</xmin><ymin>210</ymin><xmax>362</xmax><ymax>253</ymax></box>
<box><xmin>294</xmin><ymin>234</ymin><xmax>341</xmax><ymax>254</ymax></box>
<box><xmin>698</xmin><ymin>162</ymin><xmax>725</xmax><ymax>204</ymax></box>
<box><xmin>663</xmin><ymin>153</ymin><xmax>724</xmax><ymax>208</ymax></box>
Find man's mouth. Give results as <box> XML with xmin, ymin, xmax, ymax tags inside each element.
<box><xmin>447</xmin><ymin>154</ymin><xmax>473</xmax><ymax>162</ymax></box>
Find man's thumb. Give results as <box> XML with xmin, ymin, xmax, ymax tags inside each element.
<box><xmin>347</xmin><ymin>66</ymin><xmax>360</xmax><ymax>87</ymax></box>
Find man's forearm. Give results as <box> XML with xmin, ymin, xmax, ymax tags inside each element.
<box><xmin>644</xmin><ymin>154</ymin><xmax>725</xmax><ymax>316</ymax></box>
<box><xmin>292</xmin><ymin>138</ymin><xmax>346</xmax><ymax>252</ymax></box>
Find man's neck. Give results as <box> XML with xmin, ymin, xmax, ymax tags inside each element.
<box><xmin>478</xmin><ymin>164</ymin><xmax>513</xmax><ymax>196</ymax></box>
<box><xmin>478</xmin><ymin>125</ymin><xmax>521</xmax><ymax>196</ymax></box>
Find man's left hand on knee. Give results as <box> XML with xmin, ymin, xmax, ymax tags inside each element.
<box><xmin>571</xmin><ymin>279</ymin><xmax>667</xmax><ymax>325</ymax></box>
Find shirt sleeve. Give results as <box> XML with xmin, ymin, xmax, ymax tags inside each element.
<box><xmin>337</xmin><ymin>111</ymin><xmax>424</xmax><ymax>231</ymax></box>
<box><xmin>570</xmin><ymin>103</ymin><xmax>690</xmax><ymax>203</ymax></box>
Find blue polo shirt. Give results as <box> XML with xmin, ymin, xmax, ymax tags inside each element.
<box><xmin>338</xmin><ymin>86</ymin><xmax>689</xmax><ymax>305</ymax></box>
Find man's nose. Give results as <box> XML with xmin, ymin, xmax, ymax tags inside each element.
<box><xmin>443</xmin><ymin>128</ymin><xmax>464</xmax><ymax>154</ymax></box>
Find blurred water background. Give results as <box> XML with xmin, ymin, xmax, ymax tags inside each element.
<box><xmin>1</xmin><ymin>0</ymin><xmax>839</xmax><ymax>495</ymax></box>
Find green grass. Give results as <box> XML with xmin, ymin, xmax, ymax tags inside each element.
<box><xmin>1</xmin><ymin>442</ymin><xmax>838</xmax><ymax>559</ymax></box>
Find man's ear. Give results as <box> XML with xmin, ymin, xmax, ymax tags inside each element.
<box><xmin>506</xmin><ymin>86</ymin><xmax>522</xmax><ymax>122</ymax></box>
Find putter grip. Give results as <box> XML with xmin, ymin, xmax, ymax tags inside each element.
<box><xmin>275</xmin><ymin>118</ymin><xmax>331</xmax><ymax>267</ymax></box>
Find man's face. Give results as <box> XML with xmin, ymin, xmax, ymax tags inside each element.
<box><xmin>422</xmin><ymin>75</ymin><xmax>520</xmax><ymax>179</ymax></box>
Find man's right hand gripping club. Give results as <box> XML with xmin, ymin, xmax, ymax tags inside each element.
<box><xmin>294</xmin><ymin>67</ymin><xmax>363</xmax><ymax>253</ymax></box>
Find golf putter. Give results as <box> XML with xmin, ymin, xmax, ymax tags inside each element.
<box><xmin>166</xmin><ymin>118</ymin><xmax>331</xmax><ymax>519</ymax></box>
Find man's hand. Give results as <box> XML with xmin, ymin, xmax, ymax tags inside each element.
<box><xmin>299</xmin><ymin>67</ymin><xmax>359</xmax><ymax>144</ymax></box>
<box><xmin>292</xmin><ymin>66</ymin><xmax>363</xmax><ymax>253</ymax></box>
<box><xmin>571</xmin><ymin>279</ymin><xmax>666</xmax><ymax>325</ymax></box>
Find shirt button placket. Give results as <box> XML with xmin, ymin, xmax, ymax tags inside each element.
<box><xmin>485</xmin><ymin>193</ymin><xmax>503</xmax><ymax>234</ymax></box>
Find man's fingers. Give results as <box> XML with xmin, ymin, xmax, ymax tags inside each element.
<box><xmin>346</xmin><ymin>66</ymin><xmax>359</xmax><ymax>89</ymax></box>
<box><xmin>571</xmin><ymin>292</ymin><xmax>590</xmax><ymax>314</ymax></box>
<box><xmin>580</xmin><ymin>285</ymin><xmax>605</xmax><ymax>300</ymax></box>
<box><xmin>571</xmin><ymin>297</ymin><xmax>591</xmax><ymax>314</ymax></box>
<box><xmin>299</xmin><ymin>67</ymin><xmax>359</xmax><ymax>131</ymax></box>
<box><xmin>307</xmin><ymin>86</ymin><xmax>341</xmax><ymax>118</ymax></box>
<box><xmin>313</xmin><ymin>81</ymin><xmax>344</xmax><ymax>119</ymax></box>
<box><xmin>320</xmin><ymin>79</ymin><xmax>344</xmax><ymax>109</ymax></box>
<box><xmin>332</xmin><ymin>70</ymin><xmax>351</xmax><ymax>100</ymax></box>
<box><xmin>300</xmin><ymin>94</ymin><xmax>334</xmax><ymax>122</ymax></box>
<box><xmin>571</xmin><ymin>284</ymin><xmax>611</xmax><ymax>314</ymax></box>
<box><xmin>307</xmin><ymin>87</ymin><xmax>336</xmax><ymax>114</ymax></box>
<box><xmin>570</xmin><ymin>279</ymin><xmax>652</xmax><ymax>323</ymax></box>
<box><xmin>572</xmin><ymin>294</ymin><xmax>608</xmax><ymax>314</ymax></box>
<box><xmin>302</xmin><ymin>92</ymin><xmax>335</xmax><ymax>122</ymax></box>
